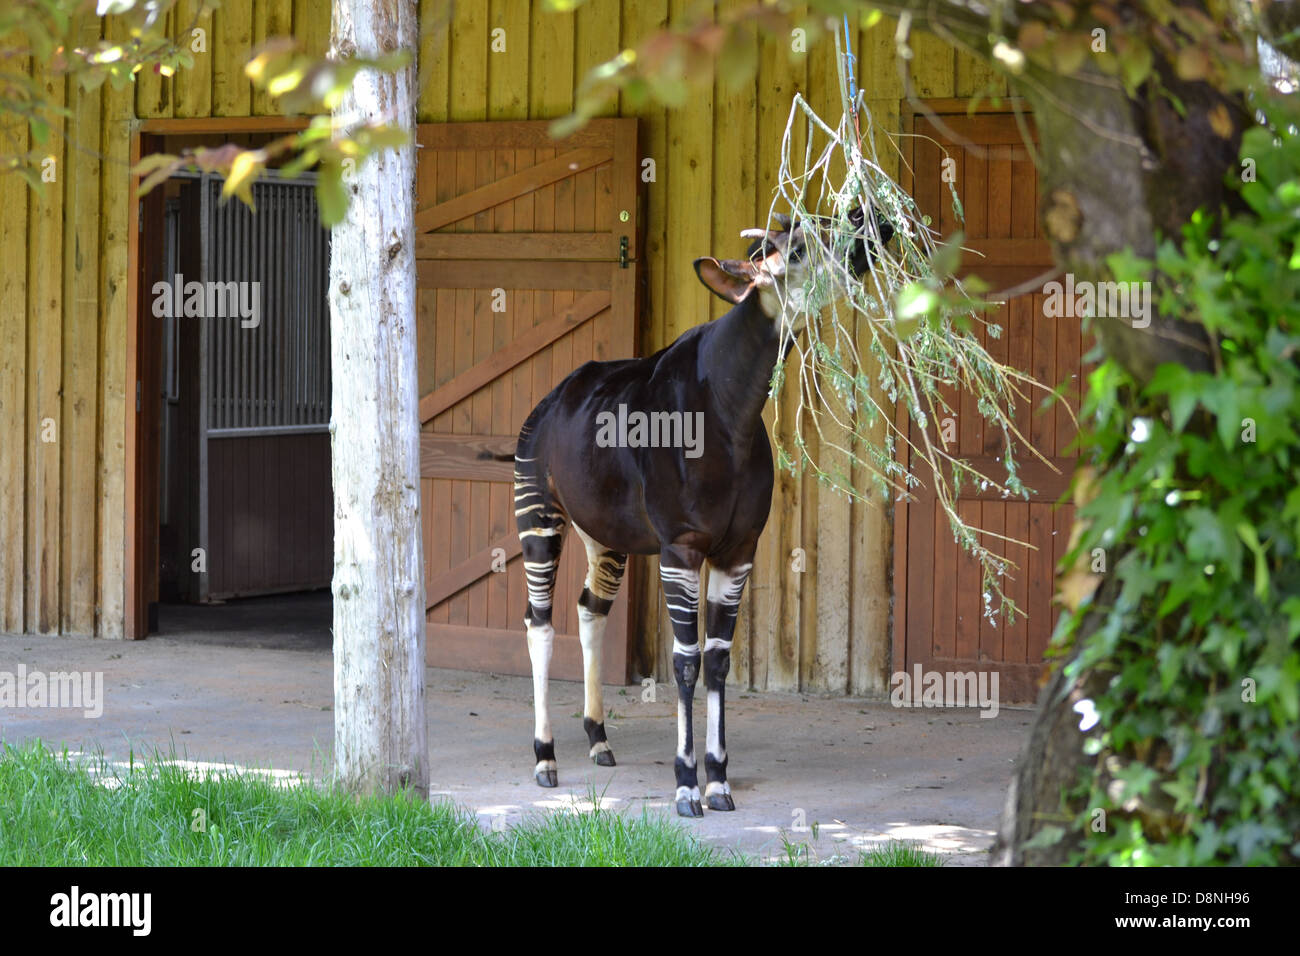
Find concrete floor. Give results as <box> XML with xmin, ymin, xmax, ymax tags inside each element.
<box><xmin>0</xmin><ymin>597</ymin><xmax>1030</xmax><ymax>865</ymax></box>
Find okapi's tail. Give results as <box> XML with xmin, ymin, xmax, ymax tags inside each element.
<box><xmin>478</xmin><ymin>448</ymin><xmax>516</xmax><ymax>462</ymax></box>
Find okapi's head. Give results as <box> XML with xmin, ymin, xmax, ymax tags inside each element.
<box><xmin>693</xmin><ymin>204</ymin><xmax>894</xmax><ymax>331</ymax></box>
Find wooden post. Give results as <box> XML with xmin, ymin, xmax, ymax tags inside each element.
<box><xmin>329</xmin><ymin>0</ymin><xmax>428</xmax><ymax>797</ymax></box>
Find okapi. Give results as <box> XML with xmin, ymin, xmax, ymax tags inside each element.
<box><xmin>507</xmin><ymin>205</ymin><xmax>893</xmax><ymax>817</ymax></box>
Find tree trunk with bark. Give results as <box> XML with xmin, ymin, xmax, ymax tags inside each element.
<box><xmin>328</xmin><ymin>0</ymin><xmax>427</xmax><ymax>798</ymax></box>
<box><xmin>983</xmin><ymin>41</ymin><xmax>1246</xmax><ymax>868</ymax></box>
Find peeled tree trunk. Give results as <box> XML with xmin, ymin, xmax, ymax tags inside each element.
<box><xmin>328</xmin><ymin>0</ymin><xmax>427</xmax><ymax>797</ymax></box>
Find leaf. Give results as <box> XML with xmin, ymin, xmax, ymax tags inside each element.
<box><xmin>718</xmin><ymin>24</ymin><xmax>757</xmax><ymax>91</ymax></box>
<box><xmin>1022</xmin><ymin>825</ymin><xmax>1066</xmax><ymax>850</ymax></box>
<box><xmin>1051</xmin><ymin>32</ymin><xmax>1091</xmax><ymax>75</ymax></box>
<box><xmin>1118</xmin><ymin>39</ymin><xmax>1154</xmax><ymax>92</ymax></box>
<box><xmin>221</xmin><ymin>150</ymin><xmax>263</xmax><ymax>210</ymax></box>
<box><xmin>895</xmin><ymin>284</ymin><xmax>938</xmax><ymax>320</ymax></box>
<box><xmin>1175</xmin><ymin>45</ymin><xmax>1210</xmax><ymax>81</ymax></box>
<box><xmin>1236</xmin><ymin>523</ymin><xmax>1270</xmax><ymax>598</ymax></box>
<box><xmin>315</xmin><ymin>162</ymin><xmax>348</xmax><ymax>227</ymax></box>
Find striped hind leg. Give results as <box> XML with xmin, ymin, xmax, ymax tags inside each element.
<box><xmin>572</xmin><ymin>524</ymin><xmax>628</xmax><ymax>767</ymax></box>
<box><xmin>516</xmin><ymin>467</ymin><xmax>567</xmax><ymax>788</ymax></box>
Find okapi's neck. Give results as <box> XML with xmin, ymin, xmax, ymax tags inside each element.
<box><xmin>699</xmin><ymin>293</ymin><xmax>786</xmax><ymax>447</ymax></box>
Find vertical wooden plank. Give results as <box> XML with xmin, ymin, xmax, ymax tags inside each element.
<box><xmin>417</xmin><ymin>0</ymin><xmax>451</xmax><ymax>122</ymax></box>
<box><xmin>955</xmin><ymin>48</ymin><xmax>1006</xmax><ymax>100</ymax></box>
<box><xmin>294</xmin><ymin>0</ymin><xmax>332</xmax><ymax>61</ymax></box>
<box><xmin>931</xmin><ymin>500</ymin><xmax>958</xmax><ymax>665</ymax></box>
<box><xmin>859</xmin><ymin>16</ymin><xmax>904</xmax><ymax>106</ymax></box>
<box><xmin>978</xmin><ymin>501</ymin><xmax>1004</xmax><ymax>662</ymax></box>
<box><xmin>1030</xmin><ymin>291</ymin><xmax>1055</xmax><ymax>458</ymax></box>
<box><xmin>962</xmin><ymin>133</ymin><xmax>988</xmax><ymax>240</ymax></box>
<box><xmin>27</xmin><ymin>60</ymin><xmax>65</xmax><ymax>634</ymax></box>
<box><xmin>805</xmin><ymin>21</ymin><xmax>848</xmax><ymax>692</ymax></box>
<box><xmin>529</xmin><ymin>0</ymin><xmax>574</xmax><ymax>118</ymax></box>
<box><xmin>467</xmin><ymin>149</ymin><xmax>494</xmax><ymax>629</ymax></box>
<box><xmin>136</xmin><ymin>7</ymin><xmax>175</xmax><ymax>118</ymax></box>
<box><xmin>450</xmin><ymin>0</ymin><xmax>488</xmax><ymax>121</ymax></box>
<box><xmin>1027</xmin><ymin>500</ymin><xmax>1054</xmax><ymax>657</ymax></box>
<box><xmin>576</xmin><ymin>0</ymin><xmax>620</xmax><ymax>119</ymax></box>
<box><xmin>253</xmin><ymin>0</ymin><xmax>293</xmax><ymax>115</ymax></box>
<box><xmin>755</xmin><ymin>5</ymin><xmax>806</xmax><ymax>692</ymax></box>
<box><xmin>1003</xmin><ymin>294</ymin><xmax>1033</xmax><ymax>663</ymax></box>
<box><xmin>849</xmin><ymin>313</ymin><xmax>892</xmax><ymax>695</ymax></box>
<box><xmin>488</xmin><ymin>0</ymin><xmax>529</xmax><ymax>120</ymax></box>
<box><xmin>0</xmin><ymin>54</ymin><xmax>29</xmax><ymax>633</ymax></box>
<box><xmin>175</xmin><ymin>0</ymin><xmax>214</xmax><ymax>118</ymax></box>
<box><xmin>549</xmin><ymin>151</ymin><xmax>577</xmax><ymax>636</ymax></box>
<box><xmin>213</xmin><ymin>0</ymin><xmax>253</xmax><ymax>116</ymax></box>
<box><xmin>1051</xmin><ymin>503</ymin><xmax>1074</xmax><ymax>638</ymax></box>
<box><xmin>906</xmin><ymin>29</ymin><xmax>954</xmax><ymax>99</ymax></box>
<box><xmin>710</xmin><ymin>16</ymin><xmax>758</xmax><ymax>684</ymax></box>
<box><xmin>1057</xmin><ymin>313</ymin><xmax>1081</xmax><ymax>455</ymax></box>
<box><xmin>507</xmin><ymin>148</ymin><xmax>537</xmax><ymax>636</ymax></box>
<box><xmin>620</xmin><ymin>0</ymin><xmax>668</xmax><ymax>679</ymax></box>
<box><xmin>1004</xmin><ymin>503</ymin><xmax>1030</xmax><ymax>662</ymax></box>
<box><xmin>952</xmin><ymin>499</ymin><xmax>980</xmax><ymax>663</ymax></box>
<box><xmin>987</xmin><ymin>143</ymin><xmax>1012</xmax><ymax>238</ymax></box>
<box><xmin>62</xmin><ymin>21</ymin><xmax>104</xmax><ymax>635</ymax></box>
<box><xmin>486</xmin><ymin>147</ymin><xmax>515</xmax><ymax>632</ymax></box>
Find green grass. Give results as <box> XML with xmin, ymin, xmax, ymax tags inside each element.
<box><xmin>770</xmin><ymin>830</ymin><xmax>945</xmax><ymax>867</ymax></box>
<box><xmin>858</xmin><ymin>841</ymin><xmax>944</xmax><ymax>867</ymax></box>
<box><xmin>0</xmin><ymin>741</ymin><xmax>948</xmax><ymax>867</ymax></box>
<box><xmin>0</xmin><ymin>741</ymin><xmax>736</xmax><ymax>866</ymax></box>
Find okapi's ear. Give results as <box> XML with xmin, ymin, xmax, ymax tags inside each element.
<box><xmin>694</xmin><ymin>257</ymin><xmax>756</xmax><ymax>304</ymax></box>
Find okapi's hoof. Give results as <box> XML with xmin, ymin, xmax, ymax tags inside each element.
<box><xmin>594</xmin><ymin>750</ymin><xmax>617</xmax><ymax>767</ymax></box>
<box><xmin>535</xmin><ymin>769</ymin><xmax>558</xmax><ymax>788</ymax></box>
<box><xmin>676</xmin><ymin>798</ymin><xmax>704</xmax><ymax>818</ymax></box>
<box><xmin>707</xmin><ymin>792</ymin><xmax>735</xmax><ymax>812</ymax></box>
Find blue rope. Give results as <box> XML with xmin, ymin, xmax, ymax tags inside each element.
<box><xmin>843</xmin><ymin>14</ymin><xmax>858</xmax><ymax>101</ymax></box>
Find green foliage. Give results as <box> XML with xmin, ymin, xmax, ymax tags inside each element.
<box><xmin>1</xmin><ymin>0</ymin><xmax>409</xmax><ymax>227</ymax></box>
<box><xmin>1056</xmin><ymin>95</ymin><xmax>1300</xmax><ymax>865</ymax></box>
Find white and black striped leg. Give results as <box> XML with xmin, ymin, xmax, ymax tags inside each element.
<box><xmin>660</xmin><ymin>549</ymin><xmax>704</xmax><ymax>818</ymax></box>
<box><xmin>573</xmin><ymin>524</ymin><xmax>627</xmax><ymax>767</ymax></box>
<box><xmin>517</xmin><ymin>466</ymin><xmax>567</xmax><ymax>788</ymax></box>
<box><xmin>703</xmin><ymin>562</ymin><xmax>751</xmax><ymax>812</ymax></box>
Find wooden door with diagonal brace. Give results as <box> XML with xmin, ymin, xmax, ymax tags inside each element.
<box><xmin>416</xmin><ymin>118</ymin><xmax>640</xmax><ymax>683</ymax></box>
<box><xmin>897</xmin><ymin>102</ymin><xmax>1094</xmax><ymax>703</ymax></box>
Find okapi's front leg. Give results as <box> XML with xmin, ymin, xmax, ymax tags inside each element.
<box><xmin>660</xmin><ymin>546</ymin><xmax>705</xmax><ymax>817</ymax></box>
<box><xmin>572</xmin><ymin>524</ymin><xmax>628</xmax><ymax>767</ymax></box>
<box><xmin>702</xmin><ymin>561</ymin><xmax>752</xmax><ymax>811</ymax></box>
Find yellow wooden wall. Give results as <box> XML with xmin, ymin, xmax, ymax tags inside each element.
<box><xmin>0</xmin><ymin>1</ymin><xmax>1005</xmax><ymax>695</ymax></box>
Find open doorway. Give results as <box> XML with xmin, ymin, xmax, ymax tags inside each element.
<box><xmin>133</xmin><ymin>127</ymin><xmax>333</xmax><ymax>648</ymax></box>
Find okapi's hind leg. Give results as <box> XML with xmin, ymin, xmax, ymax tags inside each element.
<box><xmin>572</xmin><ymin>524</ymin><xmax>628</xmax><ymax>767</ymax></box>
<box><xmin>516</xmin><ymin>457</ymin><xmax>567</xmax><ymax>788</ymax></box>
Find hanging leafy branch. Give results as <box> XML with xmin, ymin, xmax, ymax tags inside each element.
<box><xmin>763</xmin><ymin>33</ymin><xmax>1061</xmax><ymax>623</ymax></box>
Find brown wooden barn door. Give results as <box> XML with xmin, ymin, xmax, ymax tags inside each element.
<box><xmin>897</xmin><ymin>104</ymin><xmax>1094</xmax><ymax>703</ymax></box>
<box><xmin>415</xmin><ymin>119</ymin><xmax>639</xmax><ymax>683</ymax></box>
